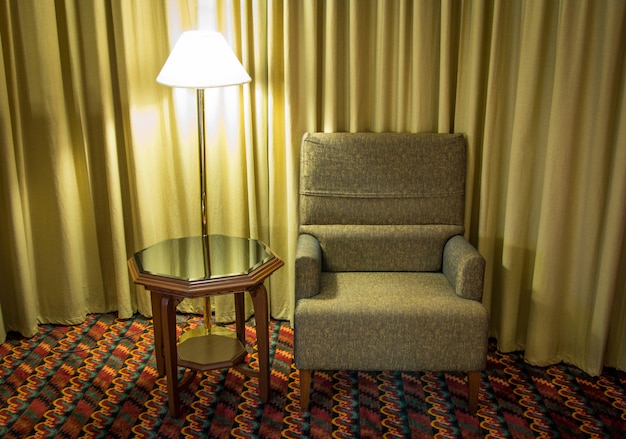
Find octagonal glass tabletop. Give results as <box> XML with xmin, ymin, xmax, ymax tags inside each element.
<box><xmin>133</xmin><ymin>235</ymin><xmax>274</xmax><ymax>281</ymax></box>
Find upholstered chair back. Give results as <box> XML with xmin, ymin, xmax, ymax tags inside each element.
<box><xmin>299</xmin><ymin>132</ymin><xmax>467</xmax><ymax>272</ymax></box>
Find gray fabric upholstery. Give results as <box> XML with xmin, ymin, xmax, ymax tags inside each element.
<box><xmin>443</xmin><ymin>235</ymin><xmax>486</xmax><ymax>302</ymax></box>
<box><xmin>300</xmin><ymin>224</ymin><xmax>464</xmax><ymax>272</ymax></box>
<box><xmin>300</xmin><ymin>132</ymin><xmax>466</xmax><ymax>226</ymax></box>
<box><xmin>294</xmin><ymin>132</ymin><xmax>488</xmax><ymax>375</ymax></box>
<box><xmin>295</xmin><ymin>233</ymin><xmax>322</xmax><ymax>301</ymax></box>
<box><xmin>295</xmin><ymin>272</ymin><xmax>488</xmax><ymax>371</ymax></box>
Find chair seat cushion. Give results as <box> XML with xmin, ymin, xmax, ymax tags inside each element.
<box><xmin>294</xmin><ymin>272</ymin><xmax>488</xmax><ymax>372</ymax></box>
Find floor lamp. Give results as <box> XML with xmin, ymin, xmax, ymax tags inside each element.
<box><xmin>156</xmin><ymin>30</ymin><xmax>251</xmax><ymax>333</ymax></box>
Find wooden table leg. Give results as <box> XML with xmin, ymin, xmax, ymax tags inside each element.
<box><xmin>160</xmin><ymin>294</ymin><xmax>181</xmax><ymax>417</ymax></box>
<box><xmin>234</xmin><ymin>292</ymin><xmax>245</xmax><ymax>345</ymax></box>
<box><xmin>150</xmin><ymin>291</ymin><xmax>165</xmax><ymax>376</ymax></box>
<box><xmin>249</xmin><ymin>283</ymin><xmax>270</xmax><ymax>403</ymax></box>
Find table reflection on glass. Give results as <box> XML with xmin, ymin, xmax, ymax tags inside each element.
<box><xmin>128</xmin><ymin>235</ymin><xmax>283</xmax><ymax>417</ymax></box>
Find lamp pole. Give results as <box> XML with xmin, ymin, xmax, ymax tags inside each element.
<box><xmin>197</xmin><ymin>89</ymin><xmax>208</xmax><ymax>239</ymax></box>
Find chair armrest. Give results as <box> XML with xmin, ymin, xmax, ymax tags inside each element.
<box><xmin>295</xmin><ymin>233</ymin><xmax>322</xmax><ymax>301</ymax></box>
<box><xmin>443</xmin><ymin>235</ymin><xmax>485</xmax><ymax>301</ymax></box>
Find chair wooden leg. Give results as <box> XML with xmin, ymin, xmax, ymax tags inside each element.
<box><xmin>299</xmin><ymin>369</ymin><xmax>312</xmax><ymax>411</ymax></box>
<box><xmin>467</xmin><ymin>371</ymin><xmax>481</xmax><ymax>414</ymax></box>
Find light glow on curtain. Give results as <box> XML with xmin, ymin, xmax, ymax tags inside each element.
<box><xmin>1</xmin><ymin>0</ymin><xmax>624</xmax><ymax>376</ymax></box>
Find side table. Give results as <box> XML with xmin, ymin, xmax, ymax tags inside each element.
<box><xmin>128</xmin><ymin>235</ymin><xmax>283</xmax><ymax>417</ymax></box>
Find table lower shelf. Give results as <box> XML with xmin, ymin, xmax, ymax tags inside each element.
<box><xmin>177</xmin><ymin>334</ymin><xmax>247</xmax><ymax>371</ymax></box>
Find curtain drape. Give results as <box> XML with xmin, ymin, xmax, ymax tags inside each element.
<box><xmin>1</xmin><ymin>0</ymin><xmax>624</xmax><ymax>376</ymax></box>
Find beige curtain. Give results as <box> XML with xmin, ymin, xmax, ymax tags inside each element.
<box><xmin>269</xmin><ymin>0</ymin><xmax>626</xmax><ymax>375</ymax></box>
<box><xmin>1</xmin><ymin>0</ymin><xmax>625</xmax><ymax>376</ymax></box>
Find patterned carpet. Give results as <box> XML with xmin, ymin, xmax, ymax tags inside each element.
<box><xmin>1</xmin><ymin>313</ymin><xmax>625</xmax><ymax>438</ymax></box>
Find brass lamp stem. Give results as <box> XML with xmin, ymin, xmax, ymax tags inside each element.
<box><xmin>197</xmin><ymin>88</ymin><xmax>208</xmax><ymax>239</ymax></box>
<box><xmin>197</xmin><ymin>89</ymin><xmax>211</xmax><ymax>276</ymax></box>
<box><xmin>197</xmin><ymin>88</ymin><xmax>212</xmax><ymax>331</ymax></box>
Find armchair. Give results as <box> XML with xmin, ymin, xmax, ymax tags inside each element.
<box><xmin>294</xmin><ymin>132</ymin><xmax>488</xmax><ymax>414</ymax></box>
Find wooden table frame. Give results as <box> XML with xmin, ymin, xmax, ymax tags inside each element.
<box><xmin>128</xmin><ymin>237</ymin><xmax>283</xmax><ymax>417</ymax></box>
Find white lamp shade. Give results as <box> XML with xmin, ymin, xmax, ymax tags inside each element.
<box><xmin>157</xmin><ymin>31</ymin><xmax>251</xmax><ymax>88</ymax></box>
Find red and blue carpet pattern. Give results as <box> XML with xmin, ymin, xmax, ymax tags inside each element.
<box><xmin>1</xmin><ymin>313</ymin><xmax>625</xmax><ymax>438</ymax></box>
